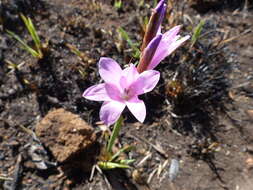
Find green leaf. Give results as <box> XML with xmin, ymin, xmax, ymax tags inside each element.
<box><xmin>98</xmin><ymin>161</ymin><xmax>130</xmax><ymax>170</ymax></box>
<box><xmin>114</xmin><ymin>0</ymin><xmax>122</xmax><ymax>9</ymax></box>
<box><xmin>119</xmin><ymin>159</ymin><xmax>135</xmax><ymax>165</ymax></box>
<box><xmin>117</xmin><ymin>27</ymin><xmax>140</xmax><ymax>59</ymax></box>
<box><xmin>153</xmin><ymin>0</ymin><xmax>158</xmax><ymax>7</ymax></box>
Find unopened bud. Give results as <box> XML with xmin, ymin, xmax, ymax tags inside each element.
<box><xmin>141</xmin><ymin>0</ymin><xmax>166</xmax><ymax>51</ymax></box>
<box><xmin>137</xmin><ymin>34</ymin><xmax>162</xmax><ymax>73</ymax></box>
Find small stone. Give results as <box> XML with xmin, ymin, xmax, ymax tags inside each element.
<box><xmin>246</xmin><ymin>110</ymin><xmax>253</xmax><ymax>120</ymax></box>
<box><xmin>35</xmin><ymin>108</ymin><xmax>98</xmax><ymax>172</ymax></box>
<box><xmin>246</xmin><ymin>157</ymin><xmax>253</xmax><ymax>168</ymax></box>
<box><xmin>169</xmin><ymin>159</ymin><xmax>179</xmax><ymax>181</ymax></box>
<box><xmin>245</xmin><ymin>145</ymin><xmax>253</xmax><ymax>153</ymax></box>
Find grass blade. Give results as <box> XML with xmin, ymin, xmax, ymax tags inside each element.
<box><xmin>7</xmin><ymin>30</ymin><xmax>40</xmax><ymax>58</ymax></box>
<box><xmin>117</xmin><ymin>27</ymin><xmax>140</xmax><ymax>58</ymax></box>
<box><xmin>20</xmin><ymin>14</ymin><xmax>41</xmax><ymax>53</ymax></box>
<box><xmin>191</xmin><ymin>19</ymin><xmax>205</xmax><ymax>47</ymax></box>
<box><xmin>110</xmin><ymin>145</ymin><xmax>134</xmax><ymax>162</ymax></box>
<box><xmin>153</xmin><ymin>0</ymin><xmax>158</xmax><ymax>7</ymax></box>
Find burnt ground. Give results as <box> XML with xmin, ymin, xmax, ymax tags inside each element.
<box><xmin>0</xmin><ymin>0</ymin><xmax>253</xmax><ymax>189</ymax></box>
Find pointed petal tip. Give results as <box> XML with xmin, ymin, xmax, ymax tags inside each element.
<box><xmin>184</xmin><ymin>34</ymin><xmax>191</xmax><ymax>40</ymax></box>
<box><xmin>98</xmin><ymin>57</ymin><xmax>122</xmax><ymax>84</ymax></box>
<box><xmin>98</xmin><ymin>57</ymin><xmax>117</xmax><ymax>68</ymax></box>
<box><xmin>82</xmin><ymin>90</ymin><xmax>87</xmax><ymax>98</ymax></box>
<box><xmin>82</xmin><ymin>83</ymin><xmax>110</xmax><ymax>101</ymax></box>
<box><xmin>166</xmin><ymin>25</ymin><xmax>182</xmax><ymax>36</ymax></box>
<box><xmin>138</xmin><ymin>114</ymin><xmax>145</xmax><ymax>123</ymax></box>
<box><xmin>155</xmin><ymin>0</ymin><xmax>166</xmax><ymax>11</ymax></box>
<box><xmin>126</xmin><ymin>98</ymin><xmax>146</xmax><ymax>123</ymax></box>
<box><xmin>100</xmin><ymin>101</ymin><xmax>126</xmax><ymax>126</ymax></box>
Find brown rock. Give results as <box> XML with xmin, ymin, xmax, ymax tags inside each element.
<box><xmin>246</xmin><ymin>157</ymin><xmax>253</xmax><ymax>168</ymax></box>
<box><xmin>35</xmin><ymin>108</ymin><xmax>98</xmax><ymax>171</ymax></box>
<box><xmin>246</xmin><ymin>110</ymin><xmax>253</xmax><ymax>120</ymax></box>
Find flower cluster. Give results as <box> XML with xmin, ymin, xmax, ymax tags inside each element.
<box><xmin>83</xmin><ymin>0</ymin><xmax>189</xmax><ymax>125</ymax></box>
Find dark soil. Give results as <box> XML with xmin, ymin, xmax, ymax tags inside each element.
<box><xmin>0</xmin><ymin>0</ymin><xmax>253</xmax><ymax>189</ymax></box>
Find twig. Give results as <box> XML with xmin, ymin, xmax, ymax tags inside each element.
<box><xmin>136</xmin><ymin>152</ymin><xmax>152</xmax><ymax>167</ymax></box>
<box><xmin>11</xmin><ymin>154</ymin><xmax>23</xmax><ymax>190</ymax></box>
<box><xmin>243</xmin><ymin>0</ymin><xmax>249</xmax><ymax>12</ymax></box>
<box><xmin>147</xmin><ymin>167</ymin><xmax>157</xmax><ymax>184</ymax></box>
<box><xmin>217</xmin><ymin>28</ymin><xmax>251</xmax><ymax>46</ymax></box>
<box><xmin>129</xmin><ymin>133</ymin><xmax>169</xmax><ymax>158</ymax></box>
<box><xmin>89</xmin><ymin>165</ymin><xmax>96</xmax><ymax>181</ymax></box>
<box><xmin>16</xmin><ymin>125</ymin><xmax>40</xmax><ymax>143</ymax></box>
<box><xmin>0</xmin><ymin>176</ymin><xmax>13</xmax><ymax>181</ymax></box>
<box><xmin>5</xmin><ymin>60</ymin><xmax>26</xmax><ymax>75</ymax></box>
<box><xmin>157</xmin><ymin>159</ymin><xmax>169</xmax><ymax>178</ymax></box>
<box><xmin>95</xmin><ymin>165</ymin><xmax>112</xmax><ymax>190</ymax></box>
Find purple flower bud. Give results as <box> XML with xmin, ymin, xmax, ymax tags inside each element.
<box><xmin>137</xmin><ymin>25</ymin><xmax>190</xmax><ymax>73</ymax></box>
<box><xmin>141</xmin><ymin>0</ymin><xmax>166</xmax><ymax>51</ymax></box>
<box><xmin>137</xmin><ymin>34</ymin><xmax>162</xmax><ymax>73</ymax></box>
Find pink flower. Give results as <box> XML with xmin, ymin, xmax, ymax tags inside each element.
<box><xmin>147</xmin><ymin>25</ymin><xmax>190</xmax><ymax>70</ymax></box>
<box><xmin>83</xmin><ymin>57</ymin><xmax>160</xmax><ymax>126</ymax></box>
<box><xmin>138</xmin><ymin>25</ymin><xmax>190</xmax><ymax>73</ymax></box>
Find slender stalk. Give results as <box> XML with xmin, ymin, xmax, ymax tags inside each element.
<box><xmin>106</xmin><ymin>115</ymin><xmax>124</xmax><ymax>154</ymax></box>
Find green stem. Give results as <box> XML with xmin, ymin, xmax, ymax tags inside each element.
<box><xmin>106</xmin><ymin>115</ymin><xmax>124</xmax><ymax>154</ymax></box>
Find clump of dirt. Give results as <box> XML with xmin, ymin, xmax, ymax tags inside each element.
<box><xmin>35</xmin><ymin>108</ymin><xmax>99</xmax><ymax>172</ymax></box>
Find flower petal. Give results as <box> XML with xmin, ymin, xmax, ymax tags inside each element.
<box><xmin>129</xmin><ymin>70</ymin><xmax>160</xmax><ymax>95</ymax></box>
<box><xmin>126</xmin><ymin>97</ymin><xmax>146</xmax><ymax>123</ymax></box>
<box><xmin>98</xmin><ymin>57</ymin><xmax>122</xmax><ymax>84</ymax></box>
<box><xmin>83</xmin><ymin>83</ymin><xmax>111</xmax><ymax>101</ymax></box>
<box><xmin>157</xmin><ymin>26</ymin><xmax>162</xmax><ymax>35</ymax></box>
<box><xmin>121</xmin><ymin>64</ymin><xmax>139</xmax><ymax>88</ymax></box>
<box><xmin>147</xmin><ymin>25</ymin><xmax>188</xmax><ymax>70</ymax></box>
<box><xmin>105</xmin><ymin>83</ymin><xmax>123</xmax><ymax>102</ymax></box>
<box><xmin>100</xmin><ymin>101</ymin><xmax>126</xmax><ymax>126</ymax></box>
<box><xmin>137</xmin><ymin>34</ymin><xmax>162</xmax><ymax>73</ymax></box>
<box><xmin>166</xmin><ymin>35</ymin><xmax>190</xmax><ymax>56</ymax></box>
